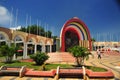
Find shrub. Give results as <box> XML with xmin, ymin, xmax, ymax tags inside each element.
<box><xmin>30</xmin><ymin>52</ymin><xmax>49</xmax><ymax>65</ymax></box>
<box><xmin>68</xmin><ymin>46</ymin><xmax>93</xmax><ymax>66</ymax></box>
<box><xmin>0</xmin><ymin>44</ymin><xmax>19</xmax><ymax>63</ymax></box>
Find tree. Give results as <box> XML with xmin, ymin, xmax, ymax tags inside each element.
<box><xmin>18</xmin><ymin>27</ymin><xmax>26</xmax><ymax>32</ymax></box>
<box><xmin>18</xmin><ymin>25</ymin><xmax>53</xmax><ymax>38</ymax></box>
<box><xmin>0</xmin><ymin>44</ymin><xmax>19</xmax><ymax>63</ymax></box>
<box><xmin>68</xmin><ymin>46</ymin><xmax>93</xmax><ymax>66</ymax></box>
<box><xmin>45</xmin><ymin>30</ymin><xmax>52</xmax><ymax>38</ymax></box>
<box><xmin>91</xmin><ymin>38</ymin><xmax>96</xmax><ymax>42</ymax></box>
<box><xmin>30</xmin><ymin>52</ymin><xmax>49</xmax><ymax>65</ymax></box>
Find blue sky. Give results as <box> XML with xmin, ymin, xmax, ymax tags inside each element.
<box><xmin>0</xmin><ymin>0</ymin><xmax>120</xmax><ymax>41</ymax></box>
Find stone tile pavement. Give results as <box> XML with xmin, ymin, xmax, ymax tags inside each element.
<box><xmin>85</xmin><ymin>51</ymin><xmax>120</xmax><ymax>79</ymax></box>
<box><xmin>0</xmin><ymin>76</ymin><xmax>54</xmax><ymax>80</ymax></box>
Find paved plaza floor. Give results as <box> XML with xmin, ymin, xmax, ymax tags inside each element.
<box><xmin>0</xmin><ymin>51</ymin><xmax>120</xmax><ymax>80</ymax></box>
<box><xmin>85</xmin><ymin>51</ymin><xmax>120</xmax><ymax>79</ymax></box>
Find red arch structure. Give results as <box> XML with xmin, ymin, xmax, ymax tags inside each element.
<box><xmin>60</xmin><ymin>17</ymin><xmax>92</xmax><ymax>52</ymax></box>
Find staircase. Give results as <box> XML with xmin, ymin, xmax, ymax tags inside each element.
<box><xmin>47</xmin><ymin>52</ymin><xmax>75</xmax><ymax>63</ymax></box>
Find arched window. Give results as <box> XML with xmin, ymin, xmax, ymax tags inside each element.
<box><xmin>28</xmin><ymin>39</ymin><xmax>33</xmax><ymax>42</ymax></box>
<box><xmin>15</xmin><ymin>36</ymin><xmax>22</xmax><ymax>42</ymax></box>
<box><xmin>0</xmin><ymin>33</ymin><xmax>6</xmax><ymax>46</ymax></box>
<box><xmin>0</xmin><ymin>34</ymin><xmax>5</xmax><ymax>40</ymax></box>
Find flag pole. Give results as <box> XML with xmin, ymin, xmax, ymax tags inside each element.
<box><xmin>44</xmin><ymin>23</ymin><xmax>46</xmax><ymax>38</ymax></box>
<box><xmin>29</xmin><ymin>16</ymin><xmax>31</xmax><ymax>34</ymax></box>
<box><xmin>47</xmin><ymin>24</ymin><xmax>48</xmax><ymax>38</ymax></box>
<box><xmin>36</xmin><ymin>19</ymin><xmax>38</xmax><ymax>35</ymax></box>
<box><xmin>39</xmin><ymin>20</ymin><xmax>41</xmax><ymax>36</ymax></box>
<box><xmin>15</xmin><ymin>9</ymin><xmax>18</xmax><ymax>30</ymax></box>
<box><xmin>13</xmin><ymin>9</ymin><xmax>18</xmax><ymax>60</ymax></box>
<box><xmin>9</xmin><ymin>7</ymin><xmax>13</xmax><ymax>29</ymax></box>
<box><xmin>26</xmin><ymin>14</ymin><xmax>28</xmax><ymax>33</ymax></box>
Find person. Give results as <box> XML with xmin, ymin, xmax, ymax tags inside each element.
<box><xmin>97</xmin><ymin>49</ymin><xmax>101</xmax><ymax>59</ymax></box>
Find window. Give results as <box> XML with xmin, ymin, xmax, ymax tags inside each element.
<box><xmin>15</xmin><ymin>36</ymin><xmax>22</xmax><ymax>41</ymax></box>
<box><xmin>0</xmin><ymin>34</ymin><xmax>5</xmax><ymax>40</ymax></box>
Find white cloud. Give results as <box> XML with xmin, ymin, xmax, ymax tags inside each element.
<box><xmin>0</xmin><ymin>5</ymin><xmax>13</xmax><ymax>26</ymax></box>
<box><xmin>10</xmin><ymin>26</ymin><xmax>21</xmax><ymax>30</ymax></box>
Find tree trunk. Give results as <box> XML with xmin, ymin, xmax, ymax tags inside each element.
<box><xmin>76</xmin><ymin>57</ymin><xmax>83</xmax><ymax>67</ymax></box>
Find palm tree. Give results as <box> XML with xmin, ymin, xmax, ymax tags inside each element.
<box><xmin>68</xmin><ymin>46</ymin><xmax>93</xmax><ymax>66</ymax></box>
<box><xmin>0</xmin><ymin>44</ymin><xmax>19</xmax><ymax>63</ymax></box>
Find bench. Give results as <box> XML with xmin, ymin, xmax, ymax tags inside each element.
<box><xmin>0</xmin><ymin>65</ymin><xmax>26</xmax><ymax>77</ymax></box>
<box><xmin>57</xmin><ymin>66</ymin><xmax>83</xmax><ymax>78</ymax></box>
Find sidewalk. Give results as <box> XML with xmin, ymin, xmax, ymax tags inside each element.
<box><xmin>85</xmin><ymin>51</ymin><xmax>120</xmax><ymax>79</ymax></box>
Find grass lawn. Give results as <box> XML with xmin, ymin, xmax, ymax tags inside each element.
<box><xmin>45</xmin><ymin>63</ymin><xmax>73</xmax><ymax>70</ymax></box>
<box><xmin>85</xmin><ymin>66</ymin><xmax>107</xmax><ymax>72</ymax></box>
<box><xmin>0</xmin><ymin>61</ymin><xmax>41</xmax><ymax>70</ymax></box>
<box><xmin>0</xmin><ymin>61</ymin><xmax>107</xmax><ymax>72</ymax></box>
<box><xmin>0</xmin><ymin>61</ymin><xmax>73</xmax><ymax>70</ymax></box>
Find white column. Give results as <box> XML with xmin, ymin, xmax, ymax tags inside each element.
<box><xmin>34</xmin><ymin>44</ymin><xmax>37</xmax><ymax>53</ymax></box>
<box><xmin>7</xmin><ymin>40</ymin><xmax>11</xmax><ymax>47</ymax></box>
<box><xmin>42</xmin><ymin>45</ymin><xmax>45</xmax><ymax>53</ymax></box>
<box><xmin>95</xmin><ymin>46</ymin><xmax>96</xmax><ymax>51</ymax></box>
<box><xmin>23</xmin><ymin>43</ymin><xmax>27</xmax><ymax>59</ymax></box>
<box><xmin>13</xmin><ymin>42</ymin><xmax>16</xmax><ymax>60</ymax></box>
<box><xmin>13</xmin><ymin>54</ymin><xmax>16</xmax><ymax>60</ymax></box>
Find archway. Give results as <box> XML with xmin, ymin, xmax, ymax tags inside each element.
<box><xmin>37</xmin><ymin>40</ymin><xmax>45</xmax><ymax>52</ymax></box>
<box><xmin>60</xmin><ymin>17</ymin><xmax>92</xmax><ymax>52</ymax></box>
<box><xmin>27</xmin><ymin>39</ymin><xmax>35</xmax><ymax>54</ymax></box>
<box><xmin>45</xmin><ymin>41</ymin><xmax>51</xmax><ymax>53</ymax></box>
<box><xmin>14</xmin><ymin>35</ymin><xmax>24</xmax><ymax>57</ymax></box>
<box><xmin>0</xmin><ymin>31</ymin><xmax>10</xmax><ymax>46</ymax></box>
<box><xmin>65</xmin><ymin>28</ymin><xmax>79</xmax><ymax>51</ymax></box>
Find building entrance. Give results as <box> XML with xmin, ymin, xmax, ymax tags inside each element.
<box><xmin>65</xmin><ymin>30</ymin><xmax>79</xmax><ymax>51</ymax></box>
<box><xmin>60</xmin><ymin>17</ymin><xmax>92</xmax><ymax>52</ymax></box>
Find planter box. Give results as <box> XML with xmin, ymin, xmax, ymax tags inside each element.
<box><xmin>25</xmin><ymin>69</ymin><xmax>56</xmax><ymax>77</ymax></box>
<box><xmin>86</xmin><ymin>69</ymin><xmax>114</xmax><ymax>78</ymax></box>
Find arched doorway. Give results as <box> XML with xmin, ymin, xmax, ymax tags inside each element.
<box><xmin>65</xmin><ymin>29</ymin><xmax>79</xmax><ymax>51</ymax></box>
<box><xmin>27</xmin><ymin>39</ymin><xmax>35</xmax><ymax>54</ymax></box>
<box><xmin>14</xmin><ymin>35</ymin><xmax>24</xmax><ymax>57</ymax></box>
<box><xmin>45</xmin><ymin>41</ymin><xmax>51</xmax><ymax>53</ymax></box>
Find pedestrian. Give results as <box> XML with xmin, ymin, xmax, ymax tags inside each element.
<box><xmin>97</xmin><ymin>49</ymin><xmax>101</xmax><ymax>59</ymax></box>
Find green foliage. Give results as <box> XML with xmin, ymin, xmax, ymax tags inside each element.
<box><xmin>30</xmin><ymin>52</ymin><xmax>49</xmax><ymax>65</ymax></box>
<box><xmin>46</xmin><ymin>30</ymin><xmax>52</xmax><ymax>38</ymax></box>
<box><xmin>0</xmin><ymin>62</ymin><xmax>73</xmax><ymax>71</ymax></box>
<box><xmin>68</xmin><ymin>46</ymin><xmax>93</xmax><ymax>66</ymax></box>
<box><xmin>18</xmin><ymin>25</ymin><xmax>53</xmax><ymax>38</ymax></box>
<box><xmin>18</xmin><ymin>27</ymin><xmax>26</xmax><ymax>32</ymax></box>
<box><xmin>85</xmin><ymin>66</ymin><xmax>107</xmax><ymax>72</ymax></box>
<box><xmin>0</xmin><ymin>44</ymin><xmax>19</xmax><ymax>63</ymax></box>
<box><xmin>0</xmin><ymin>62</ymin><xmax>107</xmax><ymax>72</ymax></box>
<box><xmin>45</xmin><ymin>63</ymin><xmax>73</xmax><ymax>70</ymax></box>
<box><xmin>91</xmin><ymin>38</ymin><xmax>96</xmax><ymax>42</ymax></box>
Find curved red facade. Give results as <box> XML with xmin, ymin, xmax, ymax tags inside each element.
<box><xmin>60</xmin><ymin>17</ymin><xmax>92</xmax><ymax>52</ymax></box>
